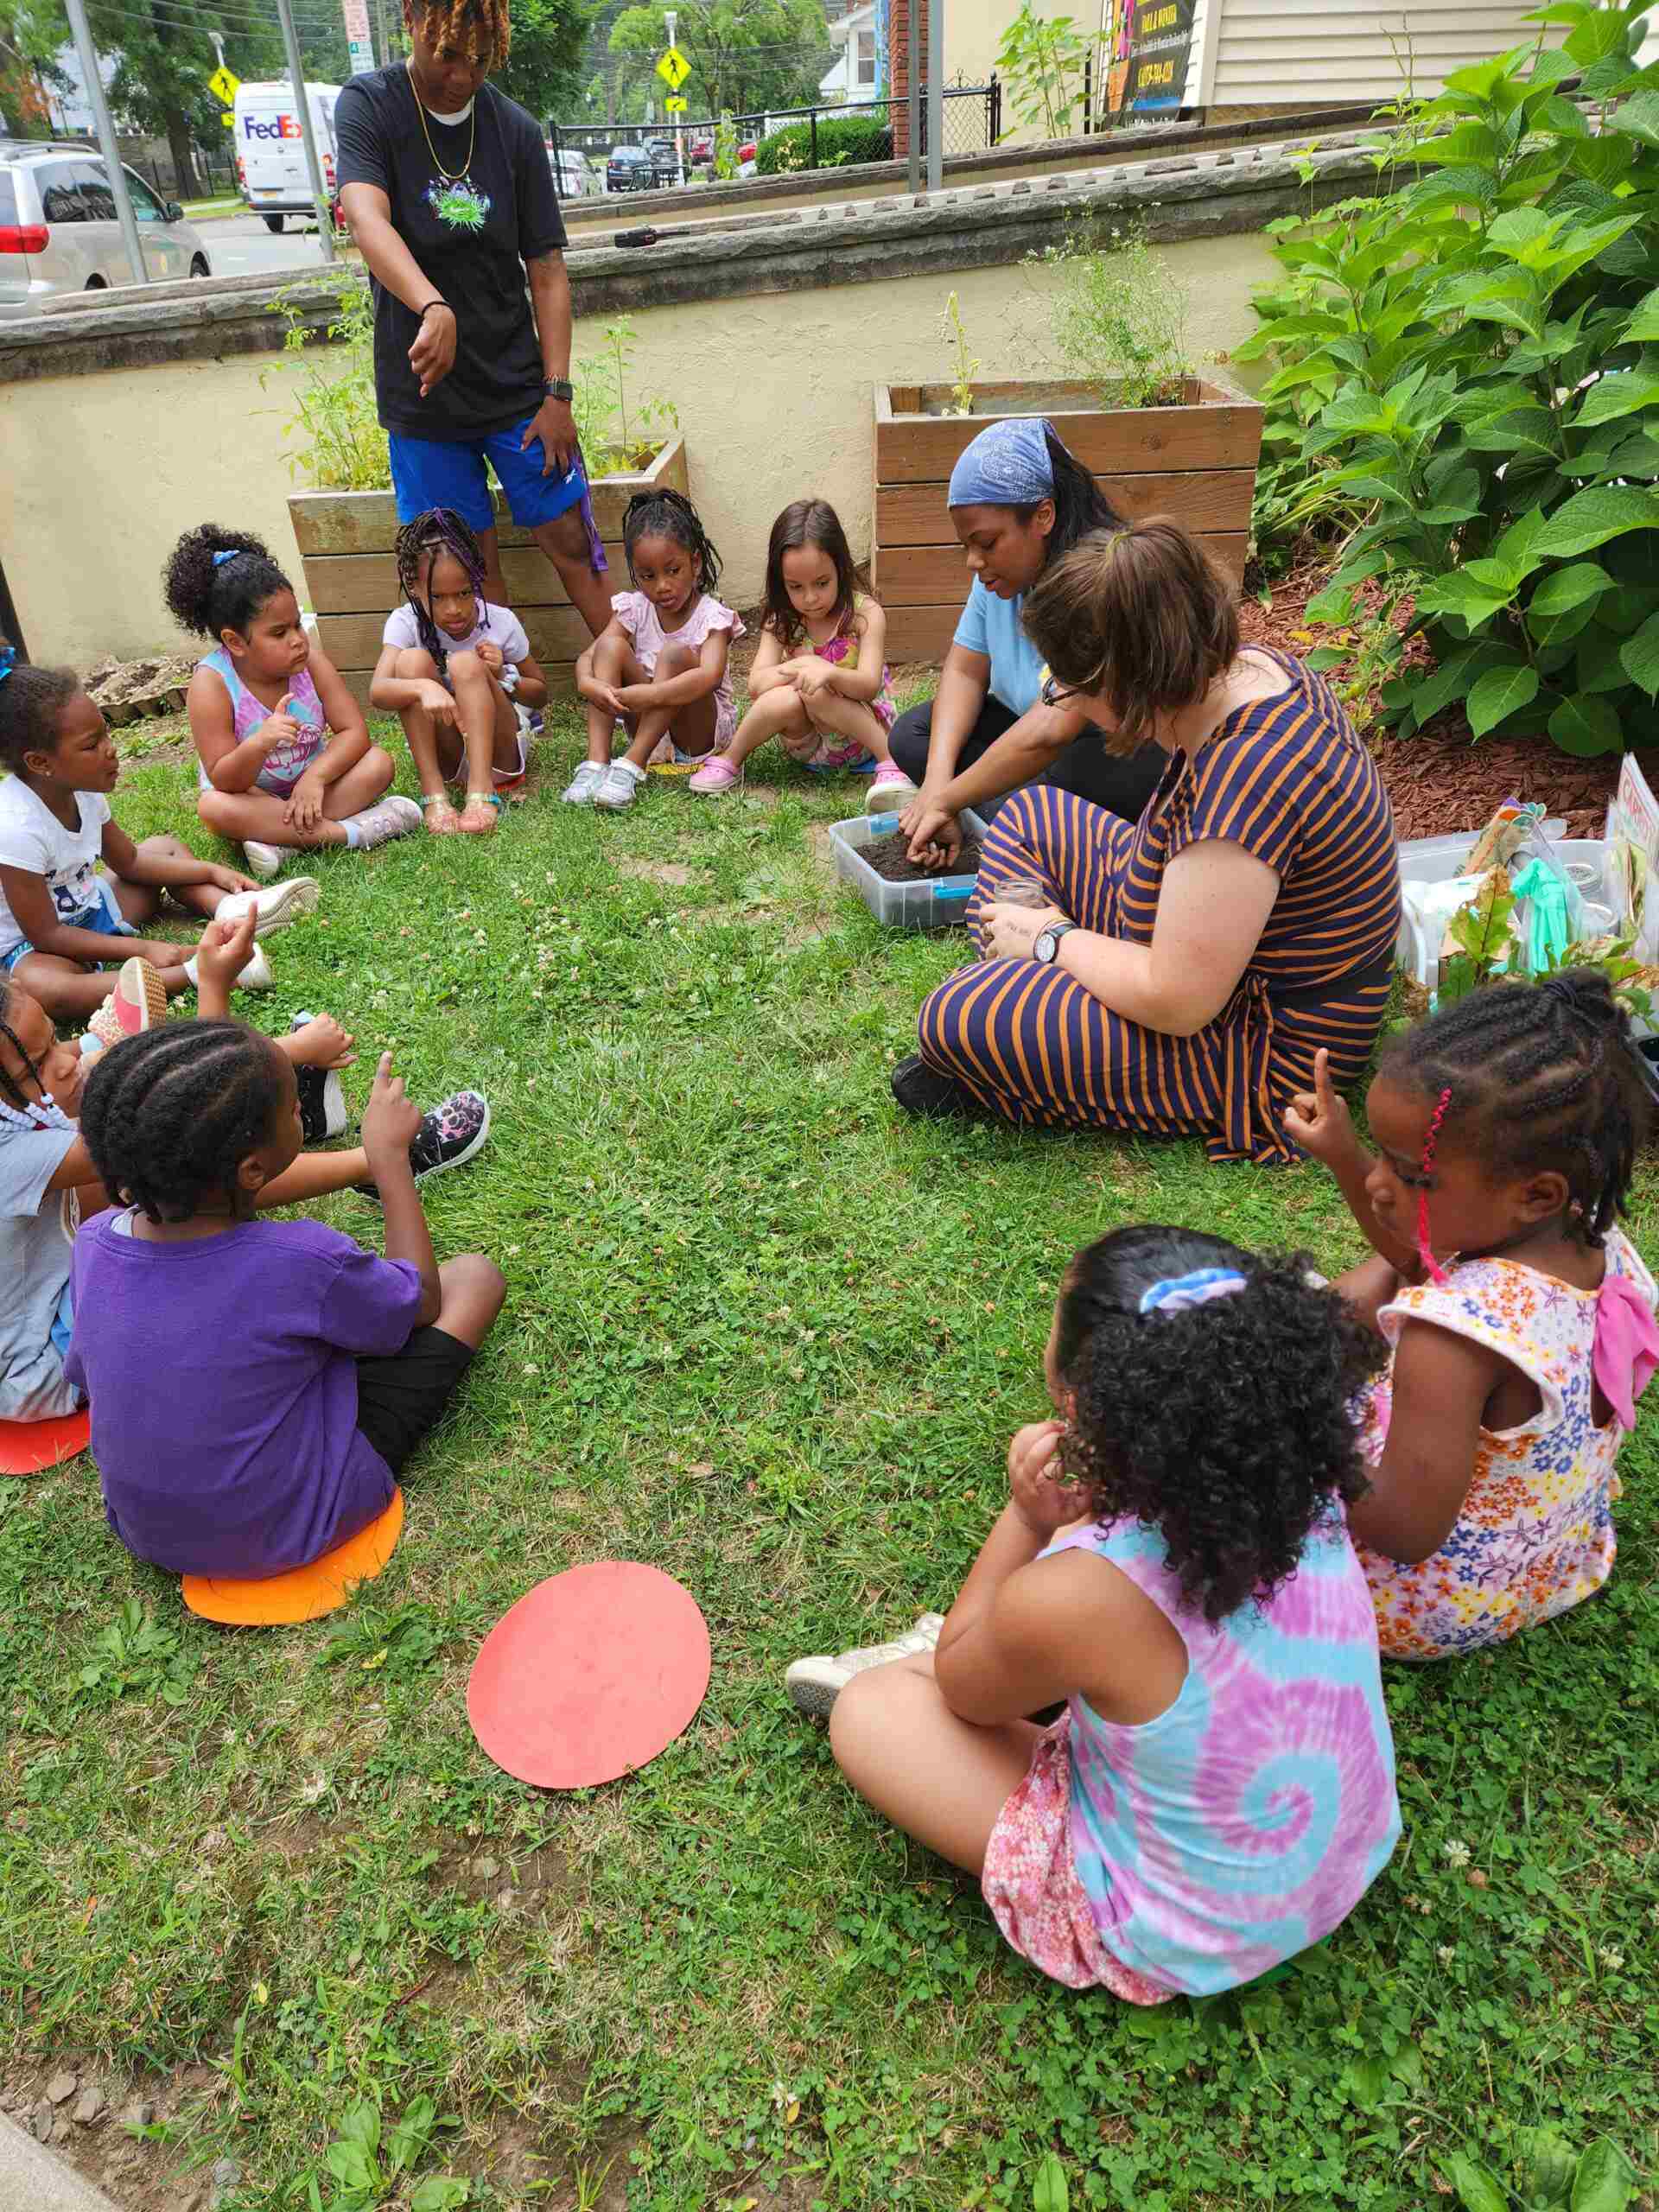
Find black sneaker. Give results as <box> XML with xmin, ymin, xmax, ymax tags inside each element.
<box><xmin>409</xmin><ymin>1089</ymin><xmax>491</xmax><ymax>1180</ymax></box>
<box><xmin>290</xmin><ymin>1013</ymin><xmax>348</xmax><ymax>1142</ymax></box>
<box><xmin>890</xmin><ymin>1052</ymin><xmax>988</xmax><ymax>1122</ymax></box>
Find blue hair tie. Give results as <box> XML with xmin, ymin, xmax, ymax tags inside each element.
<box><xmin>1139</xmin><ymin>1268</ymin><xmax>1248</xmax><ymax>1316</ymax></box>
<box><xmin>0</xmin><ymin>645</ymin><xmax>14</xmax><ymax>687</ymax></box>
<box><xmin>212</xmin><ymin>548</ymin><xmax>247</xmax><ymax>568</ymax></box>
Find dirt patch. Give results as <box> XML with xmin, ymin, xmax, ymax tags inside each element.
<box><xmin>86</xmin><ymin>655</ymin><xmax>194</xmax><ymax>728</ymax></box>
<box><xmin>861</xmin><ymin>829</ymin><xmax>983</xmax><ymax>881</ymax></box>
<box><xmin>0</xmin><ymin>2058</ymin><xmax>227</xmax><ymax>2212</ymax></box>
<box><xmin>615</xmin><ymin>858</ymin><xmax>695</xmax><ymax>887</ymax></box>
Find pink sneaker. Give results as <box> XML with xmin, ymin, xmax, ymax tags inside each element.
<box><xmin>688</xmin><ymin>754</ymin><xmax>743</xmax><ymax>797</ymax></box>
<box><xmin>85</xmin><ymin>957</ymin><xmax>167</xmax><ymax>1054</ymax></box>
<box><xmin>867</xmin><ymin>764</ymin><xmax>919</xmax><ymax>810</ymax></box>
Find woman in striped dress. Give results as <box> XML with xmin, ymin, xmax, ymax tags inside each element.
<box><xmin>894</xmin><ymin>522</ymin><xmax>1400</xmax><ymax>1166</ymax></box>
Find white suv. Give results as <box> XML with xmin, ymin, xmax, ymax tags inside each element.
<box><xmin>0</xmin><ymin>140</ymin><xmax>213</xmax><ymax>317</ymax></box>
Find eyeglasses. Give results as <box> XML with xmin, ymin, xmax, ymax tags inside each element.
<box><xmin>1040</xmin><ymin>673</ymin><xmax>1085</xmax><ymax>709</ymax></box>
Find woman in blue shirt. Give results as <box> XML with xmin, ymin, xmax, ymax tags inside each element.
<box><xmin>893</xmin><ymin>419</ymin><xmax>1166</xmax><ymax>865</ymax></box>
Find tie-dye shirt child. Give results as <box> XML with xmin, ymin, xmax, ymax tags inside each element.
<box><xmin>195</xmin><ymin>649</ymin><xmax>327</xmax><ymax>797</ymax></box>
<box><xmin>1029</xmin><ymin>1516</ymin><xmax>1399</xmax><ymax>1997</ymax></box>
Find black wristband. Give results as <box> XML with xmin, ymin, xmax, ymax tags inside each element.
<box><xmin>417</xmin><ymin>299</ymin><xmax>448</xmax><ymax>319</ymax></box>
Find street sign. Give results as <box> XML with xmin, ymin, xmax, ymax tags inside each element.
<box><xmin>208</xmin><ymin>63</ymin><xmax>240</xmax><ymax>105</ymax></box>
<box><xmin>664</xmin><ymin>94</ymin><xmax>688</xmax><ymax>112</ymax></box>
<box><xmin>656</xmin><ymin>45</ymin><xmax>691</xmax><ymax>89</ymax></box>
<box><xmin>220</xmin><ymin>111</ymin><xmax>234</xmax><ymax>125</ymax></box>
<box><xmin>341</xmin><ymin>0</ymin><xmax>374</xmax><ymax>73</ymax></box>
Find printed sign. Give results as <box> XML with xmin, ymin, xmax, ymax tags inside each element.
<box><xmin>208</xmin><ymin>63</ymin><xmax>240</xmax><ymax>105</ymax></box>
<box><xmin>1104</xmin><ymin>0</ymin><xmax>1194</xmax><ymax>118</ymax></box>
<box><xmin>657</xmin><ymin>44</ymin><xmax>691</xmax><ymax>89</ymax></box>
<box><xmin>341</xmin><ymin>0</ymin><xmax>373</xmax><ymax>72</ymax></box>
<box><xmin>664</xmin><ymin>94</ymin><xmax>688</xmax><ymax>112</ymax></box>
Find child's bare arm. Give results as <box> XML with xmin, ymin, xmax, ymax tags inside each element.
<box><xmin>746</xmin><ymin>629</ymin><xmax>787</xmax><ymax>693</ymax></box>
<box><xmin>360</xmin><ymin>1052</ymin><xmax>441</xmax><ymax>1325</ymax></box>
<box><xmin>189</xmin><ymin>665</ymin><xmax>285</xmax><ymax>795</ymax></box>
<box><xmin>304</xmin><ymin>646</ymin><xmax>372</xmax><ymax>784</ymax></box>
<box><xmin>369</xmin><ymin>644</ymin><xmax>457</xmax><ymax>721</ymax></box>
<box><xmin>0</xmin><ymin>862</ymin><xmax>187</xmax><ymax>970</ymax></box>
<box><xmin>623</xmin><ymin>631</ymin><xmax>728</xmax><ymax>710</ymax></box>
<box><xmin>101</xmin><ymin>819</ymin><xmax>249</xmax><ymax>896</ymax></box>
<box><xmin>1283</xmin><ymin>1049</ymin><xmax>1420</xmax><ymax>1276</ymax></box>
<box><xmin>1347</xmin><ymin>1319</ymin><xmax>1500</xmax><ymax>1563</ymax></box>
<box><xmin>820</xmin><ymin>601</ymin><xmax>887</xmax><ymax>702</ymax></box>
<box><xmin>508</xmin><ymin>646</ymin><xmax>549</xmax><ymax>710</ymax></box>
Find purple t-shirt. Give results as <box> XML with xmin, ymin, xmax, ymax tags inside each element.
<box><xmin>65</xmin><ymin>1213</ymin><xmax>423</xmax><ymax>1578</ymax></box>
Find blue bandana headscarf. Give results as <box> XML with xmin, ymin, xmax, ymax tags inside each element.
<box><xmin>947</xmin><ymin>416</ymin><xmax>1055</xmax><ymax>509</ymax></box>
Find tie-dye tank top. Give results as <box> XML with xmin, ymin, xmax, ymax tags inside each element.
<box><xmin>197</xmin><ymin>649</ymin><xmax>327</xmax><ymax>796</ymax></box>
<box><xmin>1042</xmin><ymin>1516</ymin><xmax>1401</xmax><ymax>1996</ymax></box>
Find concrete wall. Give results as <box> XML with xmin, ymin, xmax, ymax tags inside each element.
<box><xmin>3</xmin><ymin>226</ymin><xmax>1276</xmax><ymax>671</ymax></box>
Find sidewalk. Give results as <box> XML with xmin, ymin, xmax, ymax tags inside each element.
<box><xmin>0</xmin><ymin>2113</ymin><xmax>120</xmax><ymax>2212</ymax></box>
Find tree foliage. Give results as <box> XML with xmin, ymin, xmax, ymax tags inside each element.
<box><xmin>608</xmin><ymin>0</ymin><xmax>833</xmax><ymax>122</ymax></box>
<box><xmin>1242</xmin><ymin>0</ymin><xmax>1659</xmax><ymax>757</ymax></box>
<box><xmin>493</xmin><ymin>0</ymin><xmax>588</xmax><ymax>124</ymax></box>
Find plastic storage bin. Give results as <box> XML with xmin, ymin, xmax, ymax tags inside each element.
<box><xmin>1395</xmin><ymin>833</ymin><xmax>1615</xmax><ymax>988</ymax></box>
<box><xmin>830</xmin><ymin>807</ymin><xmax>992</xmax><ymax>931</ymax></box>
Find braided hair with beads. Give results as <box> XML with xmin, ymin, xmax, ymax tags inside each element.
<box><xmin>1382</xmin><ymin>971</ymin><xmax>1654</xmax><ymax>1255</ymax></box>
<box><xmin>622</xmin><ymin>488</ymin><xmax>721</xmax><ymax>594</ymax></box>
<box><xmin>393</xmin><ymin>507</ymin><xmax>489</xmax><ymax>677</ymax></box>
<box><xmin>410</xmin><ymin>0</ymin><xmax>510</xmax><ymax>63</ymax></box>
<box><xmin>79</xmin><ymin>1021</ymin><xmax>284</xmax><ymax>1225</ymax></box>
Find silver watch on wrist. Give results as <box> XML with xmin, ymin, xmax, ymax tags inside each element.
<box><xmin>1033</xmin><ymin>921</ymin><xmax>1077</xmax><ymax>965</ymax></box>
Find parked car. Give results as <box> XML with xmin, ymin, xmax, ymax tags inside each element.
<box><xmin>0</xmin><ymin>140</ymin><xmax>212</xmax><ymax>317</ymax></box>
<box><xmin>688</xmin><ymin>133</ymin><xmax>713</xmax><ymax>162</ymax></box>
<box><xmin>644</xmin><ymin>136</ymin><xmax>677</xmax><ymax>178</ymax></box>
<box><xmin>547</xmin><ymin>146</ymin><xmax>600</xmax><ymax>198</ymax></box>
<box><xmin>606</xmin><ymin>145</ymin><xmax>655</xmax><ymax>192</ymax></box>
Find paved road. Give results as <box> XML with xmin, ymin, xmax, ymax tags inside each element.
<box><xmin>196</xmin><ymin>209</ymin><xmax>338</xmax><ymax>281</ymax></box>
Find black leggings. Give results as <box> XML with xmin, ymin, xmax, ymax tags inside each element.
<box><xmin>887</xmin><ymin>694</ymin><xmax>1166</xmax><ymax>826</ymax></box>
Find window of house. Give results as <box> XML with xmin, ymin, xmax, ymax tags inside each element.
<box><xmin>855</xmin><ymin>27</ymin><xmax>877</xmax><ymax>84</ymax></box>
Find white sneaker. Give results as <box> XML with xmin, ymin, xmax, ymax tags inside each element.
<box><xmin>785</xmin><ymin>1612</ymin><xmax>945</xmax><ymax>1719</ymax></box>
<box><xmin>216</xmin><ymin>877</ymin><xmax>321</xmax><ymax>938</ymax></box>
<box><xmin>561</xmin><ymin>760</ymin><xmax>607</xmax><ymax>806</ymax></box>
<box><xmin>244</xmin><ymin>839</ymin><xmax>283</xmax><ymax>880</ymax></box>
<box><xmin>593</xmin><ymin>760</ymin><xmax>646</xmax><ymax>811</ymax></box>
<box><xmin>345</xmin><ymin>795</ymin><xmax>423</xmax><ymax>850</ymax></box>
<box><xmin>183</xmin><ymin>942</ymin><xmax>272</xmax><ymax>993</ymax></box>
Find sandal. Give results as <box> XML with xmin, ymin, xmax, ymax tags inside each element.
<box><xmin>422</xmin><ymin>794</ymin><xmax>461</xmax><ymax>836</ymax></box>
<box><xmin>458</xmin><ymin>793</ymin><xmax>500</xmax><ymax>835</ymax></box>
<box><xmin>687</xmin><ymin>753</ymin><xmax>744</xmax><ymax>797</ymax></box>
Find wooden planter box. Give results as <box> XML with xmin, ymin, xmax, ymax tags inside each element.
<box><xmin>872</xmin><ymin>380</ymin><xmax>1262</xmax><ymax>664</ymax></box>
<box><xmin>287</xmin><ymin>436</ymin><xmax>688</xmax><ymax>709</ymax></box>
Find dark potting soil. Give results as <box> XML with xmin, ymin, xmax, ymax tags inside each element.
<box><xmin>862</xmin><ymin>830</ymin><xmax>984</xmax><ymax>883</ymax></box>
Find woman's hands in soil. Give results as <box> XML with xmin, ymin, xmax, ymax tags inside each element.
<box><xmin>899</xmin><ymin>791</ymin><xmax>962</xmax><ymax>868</ymax></box>
<box><xmin>1007</xmin><ymin>1419</ymin><xmax>1084</xmax><ymax>1541</ymax></box>
<box><xmin>982</xmin><ymin>900</ymin><xmax>1069</xmax><ymax>962</ymax></box>
<box><xmin>408</xmin><ymin>302</ymin><xmax>456</xmax><ymax>398</ymax></box>
<box><xmin>1282</xmin><ymin>1048</ymin><xmax>1360</xmax><ymax>1166</ymax></box>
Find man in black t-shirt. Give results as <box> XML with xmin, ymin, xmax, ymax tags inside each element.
<box><xmin>335</xmin><ymin>0</ymin><xmax>613</xmax><ymax>638</ymax></box>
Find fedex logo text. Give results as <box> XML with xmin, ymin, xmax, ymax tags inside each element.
<box><xmin>244</xmin><ymin>114</ymin><xmax>302</xmax><ymax>138</ymax></box>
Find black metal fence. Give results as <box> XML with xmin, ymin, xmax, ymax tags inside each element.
<box><xmin>550</xmin><ymin>80</ymin><xmax>999</xmax><ymax>184</ymax></box>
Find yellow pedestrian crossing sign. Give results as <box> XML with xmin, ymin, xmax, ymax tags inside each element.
<box><xmin>208</xmin><ymin>63</ymin><xmax>240</xmax><ymax>105</ymax></box>
<box><xmin>656</xmin><ymin>45</ymin><xmax>691</xmax><ymax>89</ymax></box>
<box><xmin>664</xmin><ymin>94</ymin><xmax>688</xmax><ymax>112</ymax></box>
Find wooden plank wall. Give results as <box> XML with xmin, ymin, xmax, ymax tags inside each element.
<box><xmin>872</xmin><ymin>384</ymin><xmax>1262</xmax><ymax>664</ymax></box>
<box><xmin>287</xmin><ymin>441</ymin><xmax>689</xmax><ymax>710</ymax></box>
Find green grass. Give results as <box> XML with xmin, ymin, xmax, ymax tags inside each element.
<box><xmin>3</xmin><ymin>704</ymin><xmax>1657</xmax><ymax>2212</ymax></box>
<box><xmin>181</xmin><ymin>195</ymin><xmax>245</xmax><ymax>221</ymax></box>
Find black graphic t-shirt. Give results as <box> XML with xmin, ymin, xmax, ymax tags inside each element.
<box><xmin>334</xmin><ymin>64</ymin><xmax>567</xmax><ymax>441</ymax></box>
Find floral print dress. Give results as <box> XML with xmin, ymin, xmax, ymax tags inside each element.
<box><xmin>1357</xmin><ymin>1229</ymin><xmax>1657</xmax><ymax>1661</ymax></box>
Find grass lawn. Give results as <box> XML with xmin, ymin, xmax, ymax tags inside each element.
<box><xmin>3</xmin><ymin>700</ymin><xmax>1657</xmax><ymax>2212</ymax></box>
<box><xmin>182</xmin><ymin>196</ymin><xmax>245</xmax><ymax>221</ymax></box>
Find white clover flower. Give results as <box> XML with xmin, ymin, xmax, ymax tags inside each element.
<box><xmin>1442</xmin><ymin>1839</ymin><xmax>1471</xmax><ymax>1867</ymax></box>
<box><xmin>1598</xmin><ymin>1946</ymin><xmax>1625</xmax><ymax>1971</ymax></box>
<box><xmin>1437</xmin><ymin>1944</ymin><xmax>1456</xmax><ymax>1963</ymax></box>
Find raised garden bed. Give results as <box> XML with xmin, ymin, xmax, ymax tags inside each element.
<box><xmin>872</xmin><ymin>378</ymin><xmax>1263</xmax><ymax>663</ymax></box>
<box><xmin>287</xmin><ymin>437</ymin><xmax>687</xmax><ymax>711</ymax></box>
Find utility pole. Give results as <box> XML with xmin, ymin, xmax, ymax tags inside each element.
<box><xmin>666</xmin><ymin>7</ymin><xmax>684</xmax><ymax>184</ymax></box>
<box><xmin>925</xmin><ymin>0</ymin><xmax>942</xmax><ymax>191</ymax></box>
<box><xmin>906</xmin><ymin>0</ymin><xmax>919</xmax><ymax>189</ymax></box>
<box><xmin>62</xmin><ymin>0</ymin><xmax>148</xmax><ymax>284</ymax></box>
<box><xmin>273</xmin><ymin>0</ymin><xmax>339</xmax><ymax>260</ymax></box>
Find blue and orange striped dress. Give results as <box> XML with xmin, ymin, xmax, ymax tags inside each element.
<box><xmin>917</xmin><ymin>652</ymin><xmax>1400</xmax><ymax>1164</ymax></box>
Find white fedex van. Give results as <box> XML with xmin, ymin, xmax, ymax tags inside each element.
<box><xmin>233</xmin><ymin>81</ymin><xmax>343</xmax><ymax>232</ymax></box>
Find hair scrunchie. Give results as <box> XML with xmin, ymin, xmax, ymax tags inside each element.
<box><xmin>1138</xmin><ymin>1268</ymin><xmax>1247</xmax><ymax>1315</ymax></box>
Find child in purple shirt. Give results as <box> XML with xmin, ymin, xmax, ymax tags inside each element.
<box><xmin>66</xmin><ymin>1032</ymin><xmax>505</xmax><ymax>1580</ymax></box>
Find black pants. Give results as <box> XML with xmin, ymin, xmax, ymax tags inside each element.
<box><xmin>355</xmin><ymin>1325</ymin><xmax>474</xmax><ymax>1474</ymax></box>
<box><xmin>887</xmin><ymin>694</ymin><xmax>1166</xmax><ymax>826</ymax></box>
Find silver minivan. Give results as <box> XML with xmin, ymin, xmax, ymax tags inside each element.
<box><xmin>0</xmin><ymin>140</ymin><xmax>213</xmax><ymax>318</ymax></box>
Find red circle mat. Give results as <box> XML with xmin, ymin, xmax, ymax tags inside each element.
<box><xmin>0</xmin><ymin>1408</ymin><xmax>91</xmax><ymax>1476</ymax></box>
<box><xmin>467</xmin><ymin>1561</ymin><xmax>711</xmax><ymax>1789</ymax></box>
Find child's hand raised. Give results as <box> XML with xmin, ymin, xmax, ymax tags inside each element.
<box><xmin>194</xmin><ymin>907</ymin><xmax>258</xmax><ymax>991</ymax></box>
<box><xmin>288</xmin><ymin>1014</ymin><xmax>356</xmax><ymax>1070</ymax></box>
<box><xmin>1007</xmin><ymin>1418</ymin><xmax>1086</xmax><ymax>1541</ymax></box>
<box><xmin>361</xmin><ymin>1052</ymin><xmax>422</xmax><ymax>1181</ymax></box>
<box><xmin>1283</xmin><ymin>1047</ymin><xmax>1359</xmax><ymax>1166</ymax></box>
<box><xmin>254</xmin><ymin>697</ymin><xmax>302</xmax><ymax>753</ymax></box>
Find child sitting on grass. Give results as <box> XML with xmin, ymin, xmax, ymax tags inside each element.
<box><xmin>1284</xmin><ymin>972</ymin><xmax>1659</xmax><ymax>1661</ymax></box>
<box><xmin>689</xmin><ymin>498</ymin><xmax>910</xmax><ymax>807</ymax></box>
<box><xmin>67</xmin><ymin>1020</ymin><xmax>505</xmax><ymax>1580</ymax></box>
<box><xmin>791</xmin><ymin>1226</ymin><xmax>1401</xmax><ymax>2000</ymax></box>
<box><xmin>166</xmin><ymin>524</ymin><xmax>421</xmax><ymax>880</ymax></box>
<box><xmin>0</xmin><ymin>912</ymin><xmax>357</xmax><ymax>1427</ymax></box>
<box><xmin>371</xmin><ymin>507</ymin><xmax>549</xmax><ymax>836</ymax></box>
<box><xmin>567</xmin><ymin>489</ymin><xmax>744</xmax><ymax>811</ymax></box>
<box><xmin>0</xmin><ymin>646</ymin><xmax>312</xmax><ymax>1024</ymax></box>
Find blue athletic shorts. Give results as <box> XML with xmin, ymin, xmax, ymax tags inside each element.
<box><xmin>1</xmin><ymin>877</ymin><xmax>136</xmax><ymax>974</ymax></box>
<box><xmin>389</xmin><ymin>418</ymin><xmax>588</xmax><ymax>536</ymax></box>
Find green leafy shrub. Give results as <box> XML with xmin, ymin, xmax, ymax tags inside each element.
<box><xmin>995</xmin><ymin>1</ymin><xmax>1089</xmax><ymax>140</ymax></box>
<box><xmin>274</xmin><ymin>275</ymin><xmax>391</xmax><ymax>493</ymax></box>
<box><xmin>754</xmin><ymin>112</ymin><xmax>893</xmax><ymax>173</ymax></box>
<box><xmin>1239</xmin><ymin>1</ymin><xmax>1659</xmax><ymax>757</ymax></box>
<box><xmin>1030</xmin><ymin>220</ymin><xmax>1193</xmax><ymax>408</ymax></box>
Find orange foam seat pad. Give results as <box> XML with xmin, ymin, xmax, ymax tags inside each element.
<box><xmin>0</xmin><ymin>1407</ymin><xmax>92</xmax><ymax>1475</ymax></box>
<box><xmin>181</xmin><ymin>1489</ymin><xmax>404</xmax><ymax>1624</ymax></box>
<box><xmin>467</xmin><ymin>1560</ymin><xmax>711</xmax><ymax>1789</ymax></box>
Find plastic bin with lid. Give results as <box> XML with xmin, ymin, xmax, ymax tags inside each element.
<box><xmin>830</xmin><ymin>808</ymin><xmax>991</xmax><ymax>931</ymax></box>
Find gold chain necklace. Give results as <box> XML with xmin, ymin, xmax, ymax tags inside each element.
<box><xmin>406</xmin><ymin>59</ymin><xmax>476</xmax><ymax>183</ymax></box>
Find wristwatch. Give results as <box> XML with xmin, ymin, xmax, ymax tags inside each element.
<box><xmin>1033</xmin><ymin>921</ymin><xmax>1077</xmax><ymax>965</ymax></box>
<box><xmin>543</xmin><ymin>376</ymin><xmax>574</xmax><ymax>403</ymax></box>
